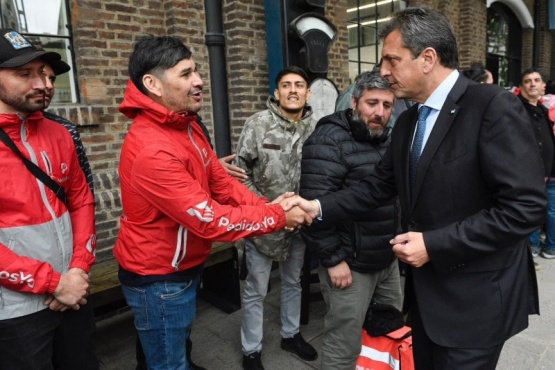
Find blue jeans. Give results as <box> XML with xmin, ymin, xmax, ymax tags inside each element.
<box><xmin>122</xmin><ymin>275</ymin><xmax>200</xmax><ymax>370</ymax></box>
<box><xmin>545</xmin><ymin>179</ymin><xmax>555</xmax><ymax>251</ymax></box>
<box><xmin>241</xmin><ymin>235</ymin><xmax>306</xmax><ymax>355</ymax></box>
<box><xmin>529</xmin><ymin>228</ymin><xmax>541</xmax><ymax>248</ymax></box>
<box><xmin>530</xmin><ymin>179</ymin><xmax>555</xmax><ymax>251</ymax></box>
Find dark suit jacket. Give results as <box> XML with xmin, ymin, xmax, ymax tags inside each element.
<box><xmin>318</xmin><ymin>75</ymin><xmax>547</xmax><ymax>348</ymax></box>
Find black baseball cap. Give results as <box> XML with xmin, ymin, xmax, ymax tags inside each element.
<box><xmin>0</xmin><ymin>28</ymin><xmax>70</xmax><ymax>75</ymax></box>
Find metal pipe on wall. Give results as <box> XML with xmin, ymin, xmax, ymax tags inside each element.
<box><xmin>204</xmin><ymin>0</ymin><xmax>232</xmax><ymax>156</ymax></box>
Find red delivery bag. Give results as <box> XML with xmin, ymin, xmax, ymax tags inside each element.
<box><xmin>356</xmin><ymin>326</ymin><xmax>414</xmax><ymax>370</ymax></box>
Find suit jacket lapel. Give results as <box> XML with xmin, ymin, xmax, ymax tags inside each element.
<box><xmin>409</xmin><ymin>76</ymin><xmax>468</xmax><ymax>211</ymax></box>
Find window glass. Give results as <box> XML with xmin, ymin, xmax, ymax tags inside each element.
<box><xmin>486</xmin><ymin>3</ymin><xmax>522</xmax><ymax>88</ymax></box>
<box><xmin>346</xmin><ymin>0</ymin><xmax>403</xmax><ymax>83</ymax></box>
<box><xmin>487</xmin><ymin>9</ymin><xmax>510</xmax><ymax>86</ymax></box>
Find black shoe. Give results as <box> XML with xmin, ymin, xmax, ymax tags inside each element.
<box><xmin>541</xmin><ymin>248</ymin><xmax>555</xmax><ymax>259</ymax></box>
<box><xmin>242</xmin><ymin>351</ymin><xmax>265</xmax><ymax>370</ymax></box>
<box><xmin>280</xmin><ymin>333</ymin><xmax>318</xmax><ymax>361</ymax></box>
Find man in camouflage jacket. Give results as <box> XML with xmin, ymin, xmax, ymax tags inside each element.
<box><xmin>235</xmin><ymin>66</ymin><xmax>318</xmax><ymax>370</ymax></box>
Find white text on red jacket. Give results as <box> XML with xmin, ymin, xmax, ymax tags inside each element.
<box><xmin>0</xmin><ymin>271</ymin><xmax>35</xmax><ymax>289</ymax></box>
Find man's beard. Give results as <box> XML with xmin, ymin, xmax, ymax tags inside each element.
<box><xmin>352</xmin><ymin>109</ymin><xmax>385</xmax><ymax>138</ymax></box>
<box><xmin>0</xmin><ymin>83</ymin><xmax>46</xmax><ymax>114</ymax></box>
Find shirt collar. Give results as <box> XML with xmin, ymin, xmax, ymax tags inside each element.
<box><xmin>422</xmin><ymin>69</ymin><xmax>459</xmax><ymax>111</ymax></box>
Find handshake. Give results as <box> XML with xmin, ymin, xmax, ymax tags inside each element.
<box><xmin>270</xmin><ymin>192</ymin><xmax>321</xmax><ymax>229</ymax></box>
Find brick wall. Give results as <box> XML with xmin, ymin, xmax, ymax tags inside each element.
<box><xmin>521</xmin><ymin>0</ymin><xmax>534</xmax><ymax>70</ymax></box>
<box><xmin>223</xmin><ymin>0</ymin><xmax>269</xmax><ymax>147</ymax></box>
<box><xmin>326</xmin><ymin>0</ymin><xmax>350</xmax><ymax>92</ymax></box>
<box><xmin>537</xmin><ymin>0</ymin><xmax>553</xmax><ymax>77</ymax></box>
<box><xmin>520</xmin><ymin>0</ymin><xmax>552</xmax><ymax>79</ymax></box>
<box><xmin>457</xmin><ymin>0</ymin><xmax>487</xmax><ymax>68</ymax></box>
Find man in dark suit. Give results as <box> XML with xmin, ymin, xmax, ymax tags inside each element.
<box><xmin>289</xmin><ymin>7</ymin><xmax>547</xmax><ymax>370</ymax></box>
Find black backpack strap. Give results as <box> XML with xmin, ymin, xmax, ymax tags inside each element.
<box><xmin>0</xmin><ymin>128</ymin><xmax>68</xmax><ymax>206</ymax></box>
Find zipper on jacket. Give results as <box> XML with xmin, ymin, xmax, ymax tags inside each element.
<box><xmin>19</xmin><ymin>118</ymin><xmax>68</xmax><ymax>267</ymax></box>
<box><xmin>40</xmin><ymin>151</ymin><xmax>53</xmax><ymax>176</ymax></box>
<box><xmin>188</xmin><ymin>125</ymin><xmax>210</xmax><ymax>169</ymax></box>
<box><xmin>353</xmin><ymin>223</ymin><xmax>361</xmax><ymax>259</ymax></box>
<box><xmin>172</xmin><ymin>226</ymin><xmax>188</xmax><ymax>270</ymax></box>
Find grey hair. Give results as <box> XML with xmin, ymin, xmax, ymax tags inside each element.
<box><xmin>379</xmin><ymin>7</ymin><xmax>459</xmax><ymax>69</ymax></box>
<box><xmin>352</xmin><ymin>71</ymin><xmax>393</xmax><ymax>102</ymax></box>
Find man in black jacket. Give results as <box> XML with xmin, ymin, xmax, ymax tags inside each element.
<box><xmin>517</xmin><ymin>68</ymin><xmax>555</xmax><ymax>261</ymax></box>
<box><xmin>300</xmin><ymin>71</ymin><xmax>402</xmax><ymax>370</ymax></box>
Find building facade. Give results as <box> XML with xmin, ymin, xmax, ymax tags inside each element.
<box><xmin>0</xmin><ymin>0</ymin><xmax>552</xmax><ymax>260</ymax></box>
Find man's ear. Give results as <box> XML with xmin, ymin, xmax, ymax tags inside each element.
<box><xmin>421</xmin><ymin>47</ymin><xmax>437</xmax><ymax>73</ymax></box>
<box><xmin>274</xmin><ymin>88</ymin><xmax>280</xmax><ymax>101</ymax></box>
<box><xmin>305</xmin><ymin>88</ymin><xmax>312</xmax><ymax>102</ymax></box>
<box><xmin>142</xmin><ymin>74</ymin><xmax>162</xmax><ymax>97</ymax></box>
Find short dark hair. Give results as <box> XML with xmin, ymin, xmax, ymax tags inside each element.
<box><xmin>462</xmin><ymin>62</ymin><xmax>488</xmax><ymax>83</ymax></box>
<box><xmin>520</xmin><ymin>67</ymin><xmax>543</xmax><ymax>85</ymax></box>
<box><xmin>275</xmin><ymin>66</ymin><xmax>309</xmax><ymax>86</ymax></box>
<box><xmin>352</xmin><ymin>71</ymin><xmax>393</xmax><ymax>102</ymax></box>
<box><xmin>128</xmin><ymin>35</ymin><xmax>192</xmax><ymax>95</ymax></box>
<box><xmin>379</xmin><ymin>7</ymin><xmax>459</xmax><ymax>70</ymax></box>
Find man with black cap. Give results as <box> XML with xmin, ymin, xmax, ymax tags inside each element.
<box><xmin>0</xmin><ymin>28</ymin><xmax>98</xmax><ymax>370</ymax></box>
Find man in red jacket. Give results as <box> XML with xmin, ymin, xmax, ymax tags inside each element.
<box><xmin>0</xmin><ymin>29</ymin><xmax>97</xmax><ymax>370</ymax></box>
<box><xmin>115</xmin><ymin>35</ymin><xmax>311</xmax><ymax>370</ymax></box>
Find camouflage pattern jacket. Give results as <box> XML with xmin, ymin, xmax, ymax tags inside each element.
<box><xmin>234</xmin><ymin>96</ymin><xmax>317</xmax><ymax>260</ymax></box>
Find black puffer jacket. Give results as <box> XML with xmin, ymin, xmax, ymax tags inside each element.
<box><xmin>300</xmin><ymin>109</ymin><xmax>397</xmax><ymax>273</ymax></box>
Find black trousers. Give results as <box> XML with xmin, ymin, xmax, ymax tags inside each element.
<box><xmin>0</xmin><ymin>305</ymin><xmax>98</xmax><ymax>370</ymax></box>
<box><xmin>411</xmin><ymin>303</ymin><xmax>504</xmax><ymax>370</ymax></box>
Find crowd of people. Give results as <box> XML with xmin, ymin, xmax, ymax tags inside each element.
<box><xmin>0</xmin><ymin>5</ymin><xmax>552</xmax><ymax>370</ymax></box>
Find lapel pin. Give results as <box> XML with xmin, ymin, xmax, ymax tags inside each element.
<box><xmin>450</xmin><ymin>108</ymin><xmax>456</xmax><ymax>114</ymax></box>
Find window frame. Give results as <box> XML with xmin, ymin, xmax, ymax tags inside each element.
<box><xmin>486</xmin><ymin>3</ymin><xmax>522</xmax><ymax>88</ymax></box>
<box><xmin>346</xmin><ymin>0</ymin><xmax>401</xmax><ymax>83</ymax></box>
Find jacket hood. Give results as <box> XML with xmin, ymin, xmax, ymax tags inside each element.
<box><xmin>119</xmin><ymin>80</ymin><xmax>198</xmax><ymax>129</ymax></box>
<box><xmin>316</xmin><ymin>109</ymin><xmax>350</xmax><ymax>130</ymax></box>
<box><xmin>266</xmin><ymin>96</ymin><xmax>313</xmax><ymax>125</ymax></box>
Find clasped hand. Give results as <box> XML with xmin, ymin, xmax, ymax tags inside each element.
<box><xmin>46</xmin><ymin>267</ymin><xmax>90</xmax><ymax>312</ymax></box>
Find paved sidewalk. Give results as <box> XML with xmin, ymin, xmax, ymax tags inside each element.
<box><xmin>93</xmin><ymin>258</ymin><xmax>555</xmax><ymax>370</ymax></box>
